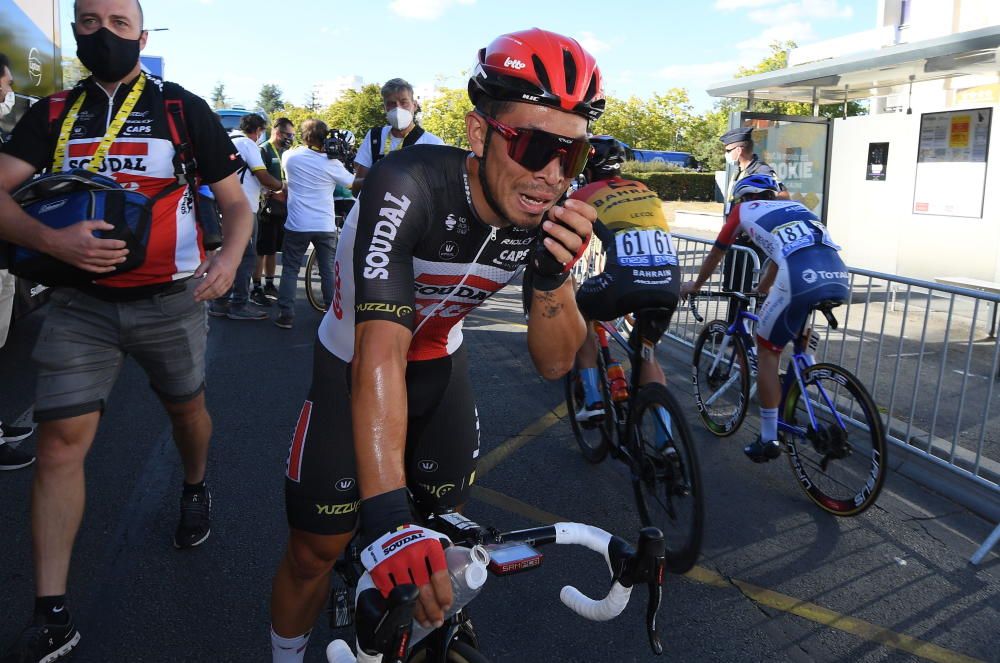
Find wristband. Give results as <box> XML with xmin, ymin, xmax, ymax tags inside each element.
<box><xmin>359</xmin><ymin>488</ymin><xmax>413</xmax><ymax>547</ymax></box>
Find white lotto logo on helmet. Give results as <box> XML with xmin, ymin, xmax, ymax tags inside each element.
<box><xmin>504</xmin><ymin>57</ymin><xmax>527</xmax><ymax>70</ymax></box>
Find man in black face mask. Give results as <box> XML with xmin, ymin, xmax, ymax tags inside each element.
<box><xmin>0</xmin><ymin>1</ymin><xmax>253</xmax><ymax>660</ymax></box>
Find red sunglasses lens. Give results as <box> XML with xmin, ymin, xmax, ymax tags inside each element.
<box><xmin>506</xmin><ymin>129</ymin><xmax>591</xmax><ymax>177</ymax></box>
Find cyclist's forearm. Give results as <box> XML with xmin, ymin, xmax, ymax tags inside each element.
<box><xmin>693</xmin><ymin>247</ymin><xmax>726</xmax><ymax>289</ymax></box>
<box><xmin>527</xmin><ymin>279</ymin><xmax>586</xmax><ymax>380</ymax></box>
<box><xmin>352</xmin><ymin>324</ymin><xmax>411</xmax><ymax>499</ymax></box>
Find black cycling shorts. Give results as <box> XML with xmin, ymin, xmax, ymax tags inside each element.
<box><xmin>284</xmin><ymin>341</ymin><xmax>480</xmax><ymax>535</ymax></box>
<box><xmin>256</xmin><ymin>211</ymin><xmax>285</xmax><ymax>256</ymax></box>
<box><xmin>576</xmin><ymin>261</ymin><xmax>680</xmax><ymax>323</ymax></box>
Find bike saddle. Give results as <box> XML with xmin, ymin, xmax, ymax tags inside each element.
<box><xmin>813</xmin><ymin>300</ymin><xmax>845</xmax><ymax>329</ymax></box>
<box><xmin>635</xmin><ymin>308</ymin><xmax>673</xmax><ymax>340</ymax></box>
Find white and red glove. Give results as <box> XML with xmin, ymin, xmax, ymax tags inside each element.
<box><xmin>360</xmin><ymin>524</ymin><xmax>450</xmax><ymax>598</ymax></box>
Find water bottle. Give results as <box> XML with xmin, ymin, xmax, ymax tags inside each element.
<box><xmin>607</xmin><ymin>361</ymin><xmax>629</xmax><ymax>403</ymax></box>
<box><xmin>409</xmin><ymin>544</ymin><xmax>490</xmax><ymax>646</ymax></box>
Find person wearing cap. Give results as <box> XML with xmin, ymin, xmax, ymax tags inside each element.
<box><xmin>267</xmin><ymin>28</ymin><xmax>603</xmax><ymax>662</ymax></box>
<box><xmin>720</xmin><ymin>126</ymin><xmax>788</xmax><ymax>201</ymax></box>
<box><xmin>719</xmin><ymin>127</ymin><xmax>788</xmax><ymax>295</ymax></box>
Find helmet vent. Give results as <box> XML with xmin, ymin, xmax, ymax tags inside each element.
<box><xmin>563</xmin><ymin>49</ymin><xmax>578</xmax><ymax>94</ymax></box>
<box><xmin>584</xmin><ymin>74</ymin><xmax>598</xmax><ymax>104</ymax></box>
<box><xmin>531</xmin><ymin>55</ymin><xmax>552</xmax><ymax>95</ymax></box>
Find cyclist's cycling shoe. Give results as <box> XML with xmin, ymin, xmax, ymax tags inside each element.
<box><xmin>744</xmin><ymin>437</ymin><xmax>781</xmax><ymax>463</ymax></box>
<box><xmin>2</xmin><ymin>614</ymin><xmax>80</xmax><ymax>662</ymax></box>
<box><xmin>575</xmin><ymin>402</ymin><xmax>605</xmax><ymax>427</ymax></box>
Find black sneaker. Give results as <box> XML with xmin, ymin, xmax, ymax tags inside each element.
<box><xmin>249</xmin><ymin>287</ymin><xmax>272</xmax><ymax>307</ymax></box>
<box><xmin>274</xmin><ymin>314</ymin><xmax>294</xmax><ymax>330</ymax></box>
<box><xmin>174</xmin><ymin>487</ymin><xmax>212</xmax><ymax>549</ymax></box>
<box><xmin>0</xmin><ymin>423</ymin><xmax>34</xmax><ymax>443</ymax></box>
<box><xmin>263</xmin><ymin>283</ymin><xmax>279</xmax><ymax>300</ymax></box>
<box><xmin>744</xmin><ymin>436</ymin><xmax>782</xmax><ymax>463</ymax></box>
<box><xmin>0</xmin><ymin>443</ymin><xmax>35</xmax><ymax>471</ymax></box>
<box><xmin>2</xmin><ymin>615</ymin><xmax>80</xmax><ymax>662</ymax></box>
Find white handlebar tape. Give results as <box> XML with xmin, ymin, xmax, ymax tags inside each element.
<box><xmin>554</xmin><ymin>522</ymin><xmax>613</xmax><ymax>574</ymax></box>
<box><xmin>560</xmin><ymin>582</ymin><xmax>632</xmax><ymax>621</ymax></box>
<box><xmin>325</xmin><ymin>639</ymin><xmax>365</xmax><ymax>663</ymax></box>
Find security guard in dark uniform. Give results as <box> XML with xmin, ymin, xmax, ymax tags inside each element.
<box><xmin>719</xmin><ymin>126</ymin><xmax>788</xmax><ymax>296</ymax></box>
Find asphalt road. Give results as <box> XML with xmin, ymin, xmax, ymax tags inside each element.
<box><xmin>0</xmin><ymin>279</ymin><xmax>998</xmax><ymax>663</ymax></box>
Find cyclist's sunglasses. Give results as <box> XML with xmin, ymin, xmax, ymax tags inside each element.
<box><xmin>477</xmin><ymin>111</ymin><xmax>593</xmax><ymax>178</ymax></box>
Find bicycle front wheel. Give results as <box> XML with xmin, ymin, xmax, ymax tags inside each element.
<box><xmin>630</xmin><ymin>383</ymin><xmax>703</xmax><ymax>573</ymax></box>
<box><xmin>692</xmin><ymin>321</ymin><xmax>750</xmax><ymax>437</ymax></box>
<box><xmin>782</xmin><ymin>363</ymin><xmax>887</xmax><ymax>516</ymax></box>
<box><xmin>565</xmin><ymin>356</ymin><xmax>613</xmax><ymax>464</ymax></box>
<box><xmin>305</xmin><ymin>249</ymin><xmax>325</xmax><ymax>312</ymax></box>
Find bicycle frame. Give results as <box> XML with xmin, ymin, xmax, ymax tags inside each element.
<box><xmin>697</xmin><ymin>294</ymin><xmax>853</xmax><ymax>440</ymax></box>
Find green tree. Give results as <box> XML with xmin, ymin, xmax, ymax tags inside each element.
<box><xmin>326</xmin><ymin>84</ymin><xmax>386</xmax><ymax>139</ymax></box>
<box><xmin>737</xmin><ymin>41</ymin><xmax>866</xmax><ymax>118</ymax></box>
<box><xmin>210</xmin><ymin>82</ymin><xmax>229</xmax><ymax>109</ymax></box>
<box><xmin>593</xmin><ymin>89</ymin><xmax>693</xmax><ymax>151</ymax></box>
<box><xmin>304</xmin><ymin>88</ymin><xmax>321</xmax><ymax>113</ymax></box>
<box><xmin>421</xmin><ymin>87</ymin><xmax>473</xmax><ymax>148</ymax></box>
<box><xmin>258</xmin><ymin>84</ymin><xmax>285</xmax><ymax>115</ymax></box>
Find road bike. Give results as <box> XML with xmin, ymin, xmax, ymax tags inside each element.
<box><xmin>564</xmin><ymin>309</ymin><xmax>703</xmax><ymax>574</ymax></box>
<box><xmin>325</xmin><ymin>510</ymin><xmax>667</xmax><ymax>662</ymax></box>
<box><xmin>690</xmin><ymin>291</ymin><xmax>887</xmax><ymax>516</ymax></box>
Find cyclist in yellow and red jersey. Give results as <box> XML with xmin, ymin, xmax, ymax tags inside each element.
<box><xmin>570</xmin><ymin>137</ymin><xmax>680</xmax><ymax>443</ymax></box>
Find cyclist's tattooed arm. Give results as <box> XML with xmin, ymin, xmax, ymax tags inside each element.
<box><xmin>525</xmin><ymin>200</ymin><xmax>594</xmax><ymax>379</ymax></box>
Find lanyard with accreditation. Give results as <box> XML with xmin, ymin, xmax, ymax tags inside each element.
<box><xmin>53</xmin><ymin>73</ymin><xmax>147</xmax><ymax>173</ymax></box>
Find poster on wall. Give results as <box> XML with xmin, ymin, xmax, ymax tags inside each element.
<box><xmin>741</xmin><ymin>116</ymin><xmax>829</xmax><ymax>217</ymax></box>
<box><xmin>866</xmin><ymin>142</ymin><xmax>889</xmax><ymax>181</ymax></box>
<box><xmin>913</xmin><ymin>108</ymin><xmax>991</xmax><ymax>217</ymax></box>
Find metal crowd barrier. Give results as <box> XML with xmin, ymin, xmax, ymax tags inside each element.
<box><xmin>665</xmin><ymin>233</ymin><xmax>1000</xmax><ymax>564</ymax></box>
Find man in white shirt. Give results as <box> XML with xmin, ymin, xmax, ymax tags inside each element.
<box><xmin>210</xmin><ymin>113</ymin><xmax>282</xmax><ymax>320</ymax></box>
<box><xmin>275</xmin><ymin>119</ymin><xmax>354</xmax><ymax>329</ymax></box>
<box><xmin>350</xmin><ymin>78</ymin><xmax>443</xmax><ymax>196</ymax></box>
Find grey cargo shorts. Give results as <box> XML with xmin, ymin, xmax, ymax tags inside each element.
<box><xmin>31</xmin><ymin>280</ymin><xmax>208</xmax><ymax>422</ymax></box>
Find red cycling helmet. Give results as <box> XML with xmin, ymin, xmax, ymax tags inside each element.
<box><xmin>468</xmin><ymin>28</ymin><xmax>605</xmax><ymax>122</ymax></box>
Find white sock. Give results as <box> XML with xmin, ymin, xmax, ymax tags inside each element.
<box><xmin>759</xmin><ymin>407</ymin><xmax>778</xmax><ymax>441</ymax></box>
<box><xmin>271</xmin><ymin>626</ymin><xmax>311</xmax><ymax>663</ymax></box>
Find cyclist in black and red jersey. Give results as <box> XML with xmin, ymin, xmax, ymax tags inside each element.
<box><xmin>267</xmin><ymin>29</ymin><xmax>606</xmax><ymax>662</ymax></box>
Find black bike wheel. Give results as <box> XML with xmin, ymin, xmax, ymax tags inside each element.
<box><xmin>629</xmin><ymin>383</ymin><xmax>704</xmax><ymax>574</ymax></box>
<box><xmin>409</xmin><ymin>639</ymin><xmax>491</xmax><ymax>663</ymax></box>
<box><xmin>565</xmin><ymin>355</ymin><xmax>612</xmax><ymax>464</ymax></box>
<box><xmin>692</xmin><ymin>321</ymin><xmax>750</xmax><ymax>437</ymax></box>
<box><xmin>304</xmin><ymin>249</ymin><xmax>325</xmax><ymax>312</ymax></box>
<box><xmin>782</xmin><ymin>363</ymin><xmax>887</xmax><ymax>516</ymax></box>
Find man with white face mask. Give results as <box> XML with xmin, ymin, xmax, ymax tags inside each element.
<box><xmin>0</xmin><ymin>53</ymin><xmax>16</xmax><ymax>134</ymax></box>
<box><xmin>351</xmin><ymin>77</ymin><xmax>443</xmax><ymax>195</ymax></box>
<box><xmin>0</xmin><ymin>51</ymin><xmax>36</xmax><ymax>472</ymax></box>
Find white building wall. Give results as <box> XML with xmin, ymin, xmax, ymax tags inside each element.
<box><xmin>826</xmin><ymin>105</ymin><xmax>1000</xmax><ymax>281</ymax></box>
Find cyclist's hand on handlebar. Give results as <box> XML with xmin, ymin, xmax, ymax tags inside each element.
<box><xmin>680</xmin><ymin>280</ymin><xmax>700</xmax><ymax>299</ymax></box>
<box><xmin>360</xmin><ymin>523</ymin><xmax>453</xmax><ymax>628</ymax></box>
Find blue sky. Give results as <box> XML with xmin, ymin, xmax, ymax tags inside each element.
<box><xmin>61</xmin><ymin>0</ymin><xmax>876</xmax><ymax>111</ymax></box>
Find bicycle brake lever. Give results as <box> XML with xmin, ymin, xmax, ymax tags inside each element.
<box><xmin>688</xmin><ymin>298</ymin><xmax>704</xmax><ymax>323</ymax></box>
<box><xmin>646</xmin><ymin>578</ymin><xmax>664</xmax><ymax>655</ymax></box>
<box><xmin>631</xmin><ymin>528</ymin><xmax>666</xmax><ymax>656</ymax></box>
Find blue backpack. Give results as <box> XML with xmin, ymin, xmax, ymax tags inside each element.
<box><xmin>9</xmin><ymin>170</ymin><xmax>154</xmax><ymax>287</ymax></box>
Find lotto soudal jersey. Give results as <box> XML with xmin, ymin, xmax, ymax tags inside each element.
<box><xmin>715</xmin><ymin>200</ymin><xmax>841</xmax><ymax>270</ymax></box>
<box><xmin>571</xmin><ymin>177</ymin><xmax>676</xmax><ymax>270</ymax></box>
<box><xmin>3</xmin><ymin>74</ymin><xmax>241</xmax><ymax>289</ymax></box>
<box><xmin>319</xmin><ymin>145</ymin><xmax>538</xmax><ymax>362</ymax></box>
